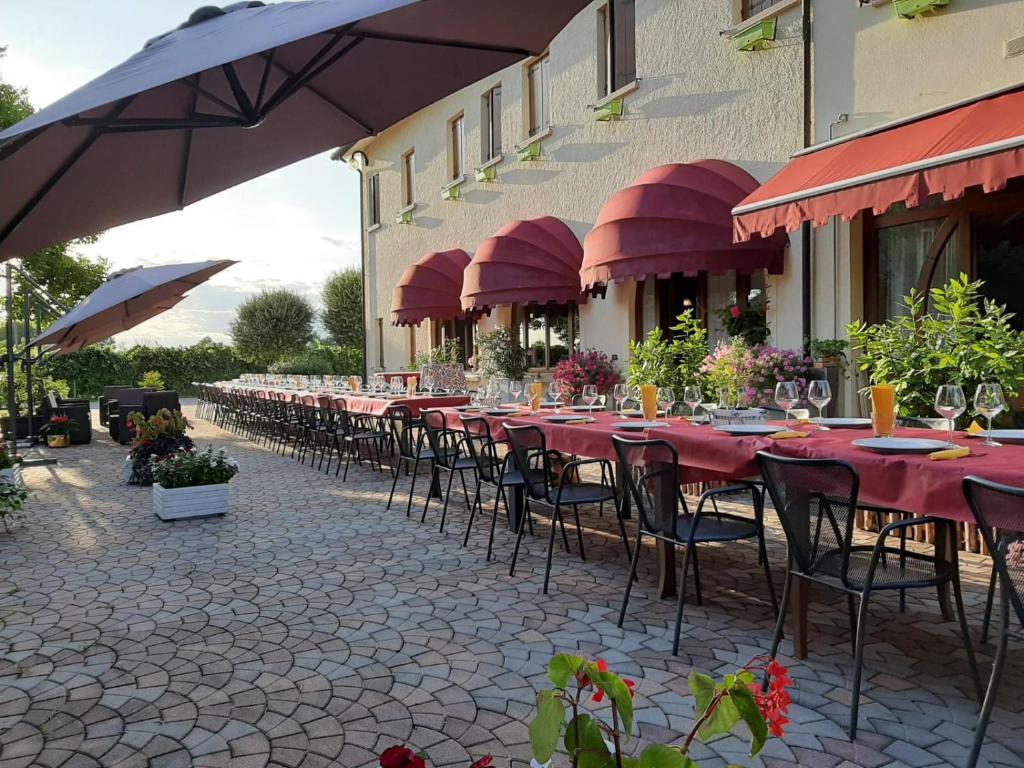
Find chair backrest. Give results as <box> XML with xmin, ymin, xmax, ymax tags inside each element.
<box><xmin>757</xmin><ymin>451</ymin><xmax>859</xmax><ymax>580</ymax></box>
<box><xmin>963</xmin><ymin>476</ymin><xmax>1024</xmax><ymax>628</ymax></box>
<box><xmin>612</xmin><ymin>436</ymin><xmax>679</xmax><ymax>535</ymax></box>
<box><xmin>103</xmin><ymin>385</ymin><xmax>135</xmax><ymax>401</ymax></box>
<box><xmin>117</xmin><ymin>387</ymin><xmax>156</xmax><ymax>410</ymax></box>
<box><xmin>460</xmin><ymin>416</ymin><xmax>501</xmax><ymax>483</ymax></box>
<box><xmin>505</xmin><ymin>424</ymin><xmax>552</xmax><ymax>500</ymax></box>
<box><xmin>387</xmin><ymin>405</ymin><xmax>420</xmax><ymax>458</ymax></box>
<box><xmin>420</xmin><ymin>409</ymin><xmax>460</xmax><ymax>468</ymax></box>
<box><xmin>142</xmin><ymin>390</ymin><xmax>180</xmax><ymax>416</ymax></box>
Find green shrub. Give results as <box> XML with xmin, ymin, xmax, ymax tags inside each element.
<box><xmin>626</xmin><ymin>310</ymin><xmax>708</xmax><ymax>394</ymax></box>
<box><xmin>139</xmin><ymin>370</ymin><xmax>165</xmax><ymax>390</ymax></box>
<box><xmin>270</xmin><ymin>343</ymin><xmax>364</xmax><ymax>376</ymax></box>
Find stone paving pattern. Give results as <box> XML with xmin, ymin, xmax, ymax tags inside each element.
<box><xmin>0</xmin><ymin>407</ymin><xmax>1021</xmax><ymax>767</ymax></box>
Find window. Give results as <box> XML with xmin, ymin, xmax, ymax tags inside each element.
<box><xmin>514</xmin><ymin>303</ymin><xmax>578</xmax><ymax>369</ymax></box>
<box><xmin>367</xmin><ymin>174</ymin><xmax>380</xmax><ymax>228</ymax></box>
<box><xmin>448</xmin><ymin>114</ymin><xmax>464</xmax><ymax>181</ymax></box>
<box><xmin>481</xmin><ymin>85</ymin><xmax>502</xmax><ymax>162</ymax></box>
<box><xmin>401</xmin><ymin>149</ymin><xmax>415</xmax><ymax>207</ymax></box>
<box><xmin>527</xmin><ymin>55</ymin><xmax>551</xmax><ymax>137</ymax></box>
<box><xmin>597</xmin><ymin>0</ymin><xmax>636</xmax><ymax>98</ymax></box>
<box><xmin>742</xmin><ymin>0</ymin><xmax>785</xmax><ymax>19</ymax></box>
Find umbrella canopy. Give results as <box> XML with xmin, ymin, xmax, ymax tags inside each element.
<box><xmin>0</xmin><ymin>0</ymin><xmax>590</xmax><ymax>260</ymax></box>
<box><xmin>29</xmin><ymin>259</ymin><xmax>236</xmax><ymax>353</ymax></box>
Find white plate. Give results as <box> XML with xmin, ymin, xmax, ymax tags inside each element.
<box><xmin>852</xmin><ymin>437</ymin><xmax>950</xmax><ymax>454</ymax></box>
<box><xmin>966</xmin><ymin>429</ymin><xmax>1024</xmax><ymax>444</ymax></box>
<box><xmin>612</xmin><ymin>421</ymin><xmax>667</xmax><ymax>431</ymax></box>
<box><xmin>713</xmin><ymin>424</ymin><xmax>779</xmax><ymax>436</ymax></box>
<box><xmin>810</xmin><ymin>418</ymin><xmax>873</xmax><ymax>429</ymax></box>
<box><xmin>622</xmin><ymin>409</ymin><xmax>666</xmax><ymax>418</ymax></box>
<box><xmin>543</xmin><ymin>414</ymin><xmax>596</xmax><ymax>424</ymax></box>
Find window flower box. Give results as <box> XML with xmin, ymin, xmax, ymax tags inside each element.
<box><xmin>153</xmin><ymin>482</ymin><xmax>229</xmax><ymax>521</ymax></box>
<box><xmin>593</xmin><ymin>97</ymin><xmax>624</xmax><ymax>122</ymax></box>
<box><xmin>893</xmin><ymin>0</ymin><xmax>950</xmax><ymax>18</ymax></box>
<box><xmin>441</xmin><ymin>176</ymin><xmax>464</xmax><ymax>201</ymax></box>
<box><xmin>517</xmin><ymin>139</ymin><xmax>542</xmax><ymax>162</ymax></box>
<box><xmin>474</xmin><ymin>155</ymin><xmax>502</xmax><ymax>182</ymax></box>
<box><xmin>733</xmin><ymin>18</ymin><xmax>777</xmax><ymax>51</ymax></box>
<box><xmin>395</xmin><ymin>204</ymin><xmax>415</xmax><ymax>224</ymax></box>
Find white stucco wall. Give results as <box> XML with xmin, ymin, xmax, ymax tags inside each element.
<box><xmin>350</xmin><ymin>0</ymin><xmax>805</xmax><ymax>372</ymax></box>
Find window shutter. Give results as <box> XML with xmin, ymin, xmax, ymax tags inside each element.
<box><xmin>612</xmin><ymin>0</ymin><xmax>636</xmax><ymax>91</ymax></box>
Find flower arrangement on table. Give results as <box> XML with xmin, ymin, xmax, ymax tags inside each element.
<box><xmin>714</xmin><ymin>290</ymin><xmax>770</xmax><ymax>346</ymax></box>
<box><xmin>126</xmin><ymin>408</ymin><xmax>194</xmax><ymax>486</ymax></box>
<box><xmin>702</xmin><ymin>341</ymin><xmax>811</xmax><ymax>409</ymax></box>
<box><xmin>378</xmin><ymin>653</ymin><xmax>791</xmax><ymax>768</ymax></box>
<box><xmin>151</xmin><ymin>447</ymin><xmax>239</xmax><ymax>490</ymax></box>
<box><xmin>553</xmin><ymin>350</ymin><xmax>622</xmax><ymax>399</ymax></box>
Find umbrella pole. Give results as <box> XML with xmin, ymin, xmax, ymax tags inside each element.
<box><xmin>23</xmin><ymin>293</ymin><xmax>33</xmax><ymax>445</ymax></box>
<box><xmin>4</xmin><ymin>264</ymin><xmax>18</xmax><ymax>456</ymax></box>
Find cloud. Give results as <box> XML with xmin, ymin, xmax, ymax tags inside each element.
<box><xmin>0</xmin><ymin>48</ymin><xmax>99</xmax><ymax>109</ymax></box>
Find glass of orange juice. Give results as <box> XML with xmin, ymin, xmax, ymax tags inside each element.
<box><xmin>870</xmin><ymin>384</ymin><xmax>897</xmax><ymax>438</ymax></box>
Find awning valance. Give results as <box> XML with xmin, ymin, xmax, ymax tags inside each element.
<box><xmin>391</xmin><ymin>248</ymin><xmax>471</xmax><ymax>326</ymax></box>
<box><xmin>461</xmin><ymin>217</ymin><xmax>586</xmax><ymax>315</ymax></box>
<box><xmin>732</xmin><ymin>85</ymin><xmax>1024</xmax><ymax>241</ymax></box>
<box><xmin>581</xmin><ymin>161</ymin><xmax>786</xmax><ymax>292</ymax></box>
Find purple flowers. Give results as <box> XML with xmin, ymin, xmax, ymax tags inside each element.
<box><xmin>703</xmin><ymin>342</ymin><xmax>811</xmax><ymax>407</ymax></box>
<box><xmin>552</xmin><ymin>349</ymin><xmax>622</xmax><ymax>396</ymax></box>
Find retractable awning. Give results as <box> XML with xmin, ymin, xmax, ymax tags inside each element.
<box><xmin>582</xmin><ymin>161</ymin><xmax>787</xmax><ymax>292</ymax></box>
<box><xmin>461</xmin><ymin>217</ymin><xmax>586</xmax><ymax>316</ymax></box>
<box><xmin>391</xmin><ymin>248</ymin><xmax>470</xmax><ymax>326</ymax></box>
<box><xmin>732</xmin><ymin>84</ymin><xmax>1024</xmax><ymax>241</ymax></box>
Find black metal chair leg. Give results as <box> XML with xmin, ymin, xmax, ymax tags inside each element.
<box><xmin>509</xmin><ymin>496</ymin><xmax>532</xmax><ymax>577</ymax></box>
<box><xmin>387</xmin><ymin>457</ymin><xmax>403</xmax><ymax>510</ymax></box>
<box><xmin>769</xmin><ymin>567</ymin><xmax>793</xmax><ymax>665</ymax></box>
<box><xmin>981</xmin><ymin>561</ymin><xmax>997</xmax><ymax>643</ymax></box>
<box><xmin>850</xmin><ymin>589</ymin><xmax>873</xmax><ymax>740</ymax></box>
<box><xmin>485</xmin><ymin>487</ymin><xmax>504</xmax><ymax>562</ymax></box>
<box><xmin>846</xmin><ymin>594</ymin><xmax>858</xmax><ymax>655</ymax></box>
<box><xmin>951</xmin><ymin>566</ymin><xmax>983</xmax><ymax>702</ymax></box>
<box><xmin>967</xmin><ymin>594</ymin><xmax>1009</xmax><ymax>768</ymax></box>
<box><xmin>690</xmin><ymin>545</ymin><xmax>703</xmax><ymax>606</ymax></box>
<box><xmin>756</xmin><ymin>526</ymin><xmax>779</xmax><ymax>615</ymax></box>
<box><xmin>422</xmin><ymin>466</ymin><xmax>439</xmax><ymax>523</ymax></box>
<box><xmin>571</xmin><ymin>505</ymin><xmax>586</xmax><ymax>562</ymax></box>
<box><xmin>543</xmin><ymin>505</ymin><xmax>561</xmax><ymax>594</ymax></box>
<box><xmin>672</xmin><ymin>542</ymin><xmax>696</xmax><ymax>656</ymax></box>
<box><xmin>406</xmin><ymin>459</ymin><xmax>421</xmax><ymax>518</ymax></box>
<box><xmin>438</xmin><ymin>469</ymin><xmax>456</xmax><ymax>532</ymax></box>
<box><xmin>617</xmin><ymin>529</ymin><xmax>644</xmax><ymax>627</ymax></box>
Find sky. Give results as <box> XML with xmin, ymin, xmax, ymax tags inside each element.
<box><xmin>0</xmin><ymin>1</ymin><xmax>362</xmax><ymax>346</ymax></box>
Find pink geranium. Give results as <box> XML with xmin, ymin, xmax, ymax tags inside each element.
<box><xmin>552</xmin><ymin>349</ymin><xmax>622</xmax><ymax>397</ymax></box>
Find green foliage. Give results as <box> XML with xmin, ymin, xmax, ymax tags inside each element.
<box><xmin>476</xmin><ymin>326</ymin><xmax>528</xmax><ymax>380</ymax></box>
<box><xmin>810</xmin><ymin>338</ymin><xmax>848</xmax><ymax>362</ymax></box>
<box><xmin>231</xmin><ymin>289</ymin><xmax>315</xmax><ymax>365</ymax></box>
<box><xmin>848</xmin><ymin>274</ymin><xmax>1024</xmax><ymax>417</ymax></box>
<box><xmin>0</xmin><ymin>48</ymin><xmax>33</xmax><ymax>130</ymax></box>
<box><xmin>5</xmin><ymin>368</ymin><xmax>71</xmax><ymax>416</ymax></box>
<box><xmin>43</xmin><ymin>338</ymin><xmax>250</xmax><ymax>399</ymax></box>
<box><xmin>412</xmin><ymin>339</ymin><xmax>462</xmax><ymax>369</ymax></box>
<box><xmin>322</xmin><ymin>268</ymin><xmax>365</xmax><ymax>348</ymax></box>
<box><xmin>152</xmin><ymin>446</ymin><xmax>239</xmax><ymax>489</ymax></box>
<box><xmin>714</xmin><ymin>292</ymin><xmax>770</xmax><ymax>346</ymax></box>
<box><xmin>626</xmin><ymin>311</ymin><xmax>708</xmax><ymax>394</ymax></box>
<box><xmin>0</xmin><ymin>481</ymin><xmax>29</xmax><ymax>529</ymax></box>
<box><xmin>138</xmin><ymin>370</ymin><xmax>165</xmax><ymax>390</ymax></box>
<box><xmin>270</xmin><ymin>342</ymin><xmax>364</xmax><ymax>376</ymax></box>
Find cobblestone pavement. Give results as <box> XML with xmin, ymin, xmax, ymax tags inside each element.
<box><xmin>0</xmin><ymin>408</ymin><xmax>1021</xmax><ymax>768</ymax></box>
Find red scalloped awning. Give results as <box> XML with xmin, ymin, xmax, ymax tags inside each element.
<box><xmin>581</xmin><ymin>161</ymin><xmax>787</xmax><ymax>291</ymax></box>
<box><xmin>461</xmin><ymin>216</ymin><xmax>586</xmax><ymax>315</ymax></box>
<box><xmin>391</xmin><ymin>248</ymin><xmax>471</xmax><ymax>326</ymax></box>
<box><xmin>732</xmin><ymin>86</ymin><xmax>1024</xmax><ymax>242</ymax></box>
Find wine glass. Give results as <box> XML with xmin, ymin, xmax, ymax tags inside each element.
<box><xmin>508</xmin><ymin>379</ymin><xmax>524</xmax><ymax>406</ymax></box>
<box><xmin>581</xmin><ymin>384</ymin><xmax>598</xmax><ymax>411</ymax></box>
<box><xmin>352</xmin><ymin>375</ymin><xmax>363</xmax><ymax>393</ymax></box>
<box><xmin>683</xmin><ymin>385</ymin><xmax>702</xmax><ymax>424</ymax></box>
<box><xmin>613</xmin><ymin>384</ymin><xmax>628</xmax><ymax>416</ymax></box>
<box><xmin>775</xmin><ymin>381</ymin><xmax>800</xmax><ymax>427</ymax></box>
<box><xmin>657</xmin><ymin>387</ymin><xmax>675</xmax><ymax>420</ymax></box>
<box><xmin>807</xmin><ymin>380</ymin><xmax>832</xmax><ymax>430</ymax></box>
<box><xmin>974</xmin><ymin>382</ymin><xmax>1006</xmax><ymax>447</ymax></box>
<box><xmin>934</xmin><ymin>384</ymin><xmax>966</xmax><ymax>448</ymax></box>
<box><xmin>548</xmin><ymin>380</ymin><xmax>563</xmax><ymax>413</ymax></box>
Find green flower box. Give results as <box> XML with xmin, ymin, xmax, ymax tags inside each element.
<box><xmin>395</xmin><ymin>208</ymin><xmax>413</xmax><ymax>225</ymax></box>
<box><xmin>734</xmin><ymin>18</ymin><xmax>776</xmax><ymax>51</ymax></box>
<box><xmin>475</xmin><ymin>164</ymin><xmax>498</xmax><ymax>182</ymax></box>
<box><xmin>593</xmin><ymin>97</ymin><xmax>623</xmax><ymax>122</ymax></box>
<box><xmin>441</xmin><ymin>181</ymin><xmax>462</xmax><ymax>201</ymax></box>
<box><xmin>517</xmin><ymin>140</ymin><xmax>542</xmax><ymax>162</ymax></box>
<box><xmin>893</xmin><ymin>0</ymin><xmax>950</xmax><ymax>18</ymax></box>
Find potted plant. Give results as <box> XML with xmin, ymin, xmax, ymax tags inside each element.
<box><xmin>42</xmin><ymin>414</ymin><xmax>73</xmax><ymax>448</ymax></box>
<box><xmin>126</xmin><ymin>408</ymin><xmax>194</xmax><ymax>485</ymax></box>
<box><xmin>848</xmin><ymin>275</ymin><xmax>1024</xmax><ymax>422</ymax></box>
<box><xmin>626</xmin><ymin>310</ymin><xmax>708</xmax><ymax>393</ymax></box>
<box><xmin>701</xmin><ymin>340</ymin><xmax>812</xmax><ymax>409</ymax></box>
<box><xmin>138</xmin><ymin>370</ymin><xmax>165</xmax><ymax>389</ymax></box>
<box><xmin>553</xmin><ymin>350</ymin><xmax>622</xmax><ymax>402</ymax></box>
<box><xmin>151</xmin><ymin>446</ymin><xmax>239</xmax><ymax>521</ymax></box>
<box><xmin>0</xmin><ymin>440</ymin><xmax>23</xmax><ymax>488</ymax></box>
<box><xmin>714</xmin><ymin>290</ymin><xmax>770</xmax><ymax>346</ymax></box>
<box><xmin>476</xmin><ymin>326</ymin><xmax>528</xmax><ymax>380</ymax></box>
<box><xmin>810</xmin><ymin>338</ymin><xmax>848</xmax><ymax>369</ymax></box>
<box><xmin>0</xmin><ymin>480</ymin><xmax>28</xmax><ymax>533</ymax></box>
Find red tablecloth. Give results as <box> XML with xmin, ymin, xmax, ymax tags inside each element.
<box><xmin>342</xmin><ymin>393</ymin><xmax>470</xmax><ymax>417</ymax></box>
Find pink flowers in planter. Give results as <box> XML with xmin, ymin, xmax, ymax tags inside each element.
<box><xmin>552</xmin><ymin>349</ymin><xmax>622</xmax><ymax>398</ymax></box>
<box><xmin>703</xmin><ymin>342</ymin><xmax>813</xmax><ymax>408</ymax></box>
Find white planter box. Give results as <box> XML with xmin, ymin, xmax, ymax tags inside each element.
<box><xmin>153</xmin><ymin>482</ymin><xmax>229</xmax><ymax>521</ymax></box>
<box><xmin>0</xmin><ymin>466</ymin><xmax>24</xmax><ymax>488</ymax></box>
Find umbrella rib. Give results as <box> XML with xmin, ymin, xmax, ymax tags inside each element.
<box><xmin>260</xmin><ymin>51</ymin><xmax>373</xmax><ymax>135</ymax></box>
<box><xmin>0</xmin><ymin>96</ymin><xmax>134</xmax><ymax>249</ymax></box>
<box><xmin>254</xmin><ymin>48</ymin><xmax>277</xmax><ymax>112</ymax></box>
<box><xmin>180</xmin><ymin>74</ymin><xmax>200</xmax><ymax>210</ymax></box>
<box><xmin>258</xmin><ymin>27</ymin><xmax>353</xmax><ymax>116</ymax></box>
<box><xmin>221</xmin><ymin>63</ymin><xmax>259</xmax><ymax>124</ymax></box>
<box><xmin>184</xmin><ymin>78</ymin><xmax>247</xmax><ymax>119</ymax></box>
<box><xmin>66</xmin><ymin>115</ymin><xmax>246</xmax><ymax>132</ymax></box>
<box><xmin>0</xmin><ymin>125</ymin><xmax>48</xmax><ymax>162</ymax></box>
<box><xmin>348</xmin><ymin>29</ymin><xmax>534</xmax><ymax>57</ymax></box>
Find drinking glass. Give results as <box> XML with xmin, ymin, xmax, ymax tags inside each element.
<box><xmin>548</xmin><ymin>380</ymin><xmax>564</xmax><ymax>412</ymax></box>
<box><xmin>353</xmin><ymin>375</ymin><xmax>363</xmax><ymax>393</ymax></box>
<box><xmin>581</xmin><ymin>384</ymin><xmax>598</xmax><ymax>411</ymax></box>
<box><xmin>775</xmin><ymin>381</ymin><xmax>800</xmax><ymax>427</ymax></box>
<box><xmin>807</xmin><ymin>380</ymin><xmax>832</xmax><ymax>430</ymax></box>
<box><xmin>613</xmin><ymin>383</ymin><xmax>628</xmax><ymax>416</ymax></box>
<box><xmin>657</xmin><ymin>387</ymin><xmax>675</xmax><ymax>419</ymax></box>
<box><xmin>509</xmin><ymin>379</ymin><xmax>524</xmax><ymax>405</ymax></box>
<box><xmin>974</xmin><ymin>382</ymin><xmax>1006</xmax><ymax>447</ymax></box>
<box><xmin>934</xmin><ymin>384</ymin><xmax>966</xmax><ymax>448</ymax></box>
<box><xmin>683</xmin><ymin>385</ymin><xmax>702</xmax><ymax>424</ymax></box>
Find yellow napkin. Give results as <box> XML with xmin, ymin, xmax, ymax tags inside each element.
<box><xmin>967</xmin><ymin>420</ymin><xmax>985</xmax><ymax>435</ymax></box>
<box><xmin>929</xmin><ymin>446</ymin><xmax>970</xmax><ymax>461</ymax></box>
<box><xmin>769</xmin><ymin>430</ymin><xmax>809</xmax><ymax>440</ymax></box>
<box><xmin>563</xmin><ymin>419</ymin><xmax>591</xmax><ymax>425</ymax></box>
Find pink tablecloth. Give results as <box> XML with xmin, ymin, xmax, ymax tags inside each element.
<box><xmin>342</xmin><ymin>393</ymin><xmax>470</xmax><ymax>417</ymax></box>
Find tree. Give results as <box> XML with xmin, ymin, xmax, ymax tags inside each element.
<box><xmin>230</xmin><ymin>289</ymin><xmax>315</xmax><ymax>365</ymax></box>
<box><xmin>321</xmin><ymin>268</ymin><xmax>364</xmax><ymax>348</ymax></box>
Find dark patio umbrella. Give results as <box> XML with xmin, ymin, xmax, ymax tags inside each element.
<box><xmin>28</xmin><ymin>259</ymin><xmax>236</xmax><ymax>353</ymax></box>
<box><xmin>0</xmin><ymin>0</ymin><xmax>588</xmax><ymax>260</ymax></box>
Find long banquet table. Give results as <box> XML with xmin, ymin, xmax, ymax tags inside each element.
<box><xmin>220</xmin><ymin>383</ymin><xmax>469</xmax><ymax>417</ymax></box>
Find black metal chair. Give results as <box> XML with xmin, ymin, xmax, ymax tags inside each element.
<box><xmin>613</xmin><ymin>436</ymin><xmax>777</xmax><ymax>655</ymax></box>
<box><xmin>385</xmin><ymin>405</ymin><xmax>436</xmax><ymax>517</ymax></box>
<box><xmin>419</xmin><ymin>409</ymin><xmax>478</xmax><ymax>533</ymax></box>
<box><xmin>757</xmin><ymin>451</ymin><xmax>981</xmax><ymax>739</ymax></box>
<box><xmin>505</xmin><ymin>424</ymin><xmax>627</xmax><ymax>594</ymax></box>
<box><xmin>334</xmin><ymin>406</ymin><xmax>388</xmax><ymax>480</ymax></box>
<box><xmin>460</xmin><ymin>416</ymin><xmax>528</xmax><ymax>560</ymax></box>
<box><xmin>962</xmin><ymin>476</ymin><xmax>1024</xmax><ymax>768</ymax></box>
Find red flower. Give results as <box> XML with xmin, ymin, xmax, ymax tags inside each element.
<box><xmin>752</xmin><ymin>661</ymin><xmax>793</xmax><ymax>738</ymax></box>
<box><xmin>730</xmin><ymin>305</ymin><xmax>742</xmax><ymax>319</ymax></box>
<box><xmin>624</xmin><ymin>678</ymin><xmax>636</xmax><ymax>698</ymax></box>
<box><xmin>380</xmin><ymin>746</ymin><xmax>426</xmax><ymax>768</ymax></box>
<box><xmin>470</xmin><ymin>758</ymin><xmax>493</xmax><ymax>768</ymax></box>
